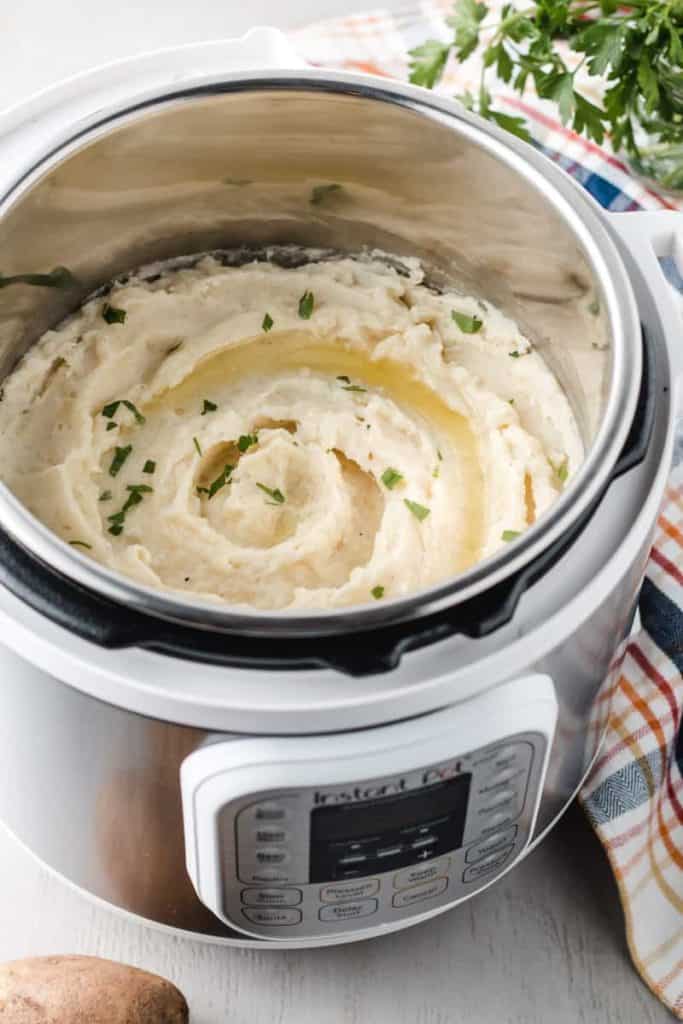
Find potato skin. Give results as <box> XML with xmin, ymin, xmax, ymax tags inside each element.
<box><xmin>0</xmin><ymin>955</ymin><xmax>189</xmax><ymax>1023</ymax></box>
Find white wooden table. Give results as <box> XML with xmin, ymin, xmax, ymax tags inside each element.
<box><xmin>0</xmin><ymin>2</ymin><xmax>674</xmax><ymax>1020</ymax></box>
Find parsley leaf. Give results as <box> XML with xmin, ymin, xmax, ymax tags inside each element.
<box><xmin>552</xmin><ymin>456</ymin><xmax>569</xmax><ymax>483</ymax></box>
<box><xmin>101</xmin><ymin>399</ymin><xmax>145</xmax><ymax>425</ymax></box>
<box><xmin>262</xmin><ymin>312</ymin><xmax>274</xmax><ymax>332</ymax></box>
<box><xmin>342</xmin><ymin>384</ymin><xmax>367</xmax><ymax>393</ymax></box>
<box><xmin>201</xmin><ymin>399</ymin><xmax>217</xmax><ymax>415</ymax></box>
<box><xmin>452</xmin><ymin>309</ymin><xmax>483</xmax><ymax>333</ymax></box>
<box><xmin>143</xmin><ymin>459</ymin><xmax>156</xmax><ymax>474</ymax></box>
<box><xmin>381</xmin><ymin>467</ymin><xmax>404</xmax><ymax>490</ymax></box>
<box><xmin>298</xmin><ymin>290</ymin><xmax>314</xmax><ymax>319</ymax></box>
<box><xmin>371</xmin><ymin>585</ymin><xmax>385</xmax><ymax>599</ymax></box>
<box><xmin>108</xmin><ymin>445</ymin><xmax>132</xmax><ymax>477</ymax></box>
<box><xmin>205</xmin><ymin>464</ymin><xmax>234</xmax><ymax>499</ymax></box>
<box><xmin>408</xmin><ymin>40</ymin><xmax>452</xmax><ymax>87</ymax></box>
<box><xmin>237</xmin><ymin>434</ymin><xmax>258</xmax><ymax>452</ymax></box>
<box><xmin>193</xmin><ymin>436</ymin><xmax>202</xmax><ymax>457</ymax></box>
<box><xmin>69</xmin><ymin>540</ymin><xmax>92</xmax><ymax>549</ymax></box>
<box><xmin>447</xmin><ymin>0</ymin><xmax>487</xmax><ymax>60</ymax></box>
<box><xmin>501</xmin><ymin>529</ymin><xmax>521</xmax><ymax>541</ymax></box>
<box><xmin>404</xmin><ymin>499</ymin><xmax>431</xmax><ymax>521</ymax></box>
<box><xmin>102</xmin><ymin>304</ymin><xmax>127</xmax><ymax>325</ymax></box>
<box><xmin>256</xmin><ymin>482</ymin><xmax>286</xmax><ymax>505</ymax></box>
<box><xmin>99</xmin><ymin>490</ymin><xmax>112</xmax><ymax>502</ymax></box>
<box><xmin>407</xmin><ymin>0</ymin><xmax>683</xmax><ymax>180</ymax></box>
<box><xmin>107</xmin><ymin>484</ymin><xmax>153</xmax><ymax>535</ymax></box>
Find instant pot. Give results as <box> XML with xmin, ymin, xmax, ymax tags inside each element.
<box><xmin>0</xmin><ymin>29</ymin><xmax>681</xmax><ymax>947</ymax></box>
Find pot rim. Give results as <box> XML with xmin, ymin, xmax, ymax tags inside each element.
<box><xmin>0</xmin><ymin>64</ymin><xmax>642</xmax><ymax>638</ymax></box>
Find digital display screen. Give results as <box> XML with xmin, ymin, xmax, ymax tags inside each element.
<box><xmin>309</xmin><ymin>774</ymin><xmax>472</xmax><ymax>881</ymax></box>
<box><xmin>311</xmin><ymin>774</ymin><xmax>471</xmax><ymax>845</ymax></box>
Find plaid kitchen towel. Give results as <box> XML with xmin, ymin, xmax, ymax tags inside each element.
<box><xmin>291</xmin><ymin>2</ymin><xmax>683</xmax><ymax>1015</ymax></box>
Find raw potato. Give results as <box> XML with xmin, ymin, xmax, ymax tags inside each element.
<box><xmin>0</xmin><ymin>956</ymin><xmax>189</xmax><ymax>1023</ymax></box>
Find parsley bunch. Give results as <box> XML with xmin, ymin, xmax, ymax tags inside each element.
<box><xmin>409</xmin><ymin>0</ymin><xmax>683</xmax><ymax>189</ymax></box>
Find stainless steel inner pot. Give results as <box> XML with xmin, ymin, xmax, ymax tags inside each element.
<box><xmin>0</xmin><ymin>72</ymin><xmax>642</xmax><ymax>638</ymax></box>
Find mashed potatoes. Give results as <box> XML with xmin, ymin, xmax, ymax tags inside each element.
<box><xmin>0</xmin><ymin>254</ymin><xmax>583</xmax><ymax>609</ymax></box>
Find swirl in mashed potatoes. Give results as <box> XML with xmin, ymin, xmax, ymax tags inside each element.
<box><xmin>0</xmin><ymin>254</ymin><xmax>583</xmax><ymax>609</ymax></box>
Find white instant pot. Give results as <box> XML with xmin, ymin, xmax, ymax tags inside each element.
<box><xmin>0</xmin><ymin>30</ymin><xmax>681</xmax><ymax>947</ymax></box>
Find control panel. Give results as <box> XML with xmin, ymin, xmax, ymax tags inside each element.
<box><xmin>181</xmin><ymin>675</ymin><xmax>557</xmax><ymax>943</ymax></box>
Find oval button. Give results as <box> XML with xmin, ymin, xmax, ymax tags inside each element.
<box><xmin>242</xmin><ymin>907</ymin><xmax>302</xmax><ymax>926</ymax></box>
<box><xmin>465</xmin><ymin>826</ymin><xmax>518</xmax><ymax>864</ymax></box>
<box><xmin>462</xmin><ymin>845</ymin><xmax>514</xmax><ymax>883</ymax></box>
<box><xmin>480</xmin><ymin>788</ymin><xmax>516</xmax><ymax>810</ymax></box>
<box><xmin>241</xmin><ymin>888</ymin><xmax>302</xmax><ymax>907</ymax></box>
<box><xmin>254</xmin><ymin>828</ymin><xmax>288</xmax><ymax>844</ymax></box>
<box><xmin>394</xmin><ymin>858</ymin><xmax>450</xmax><ymax>890</ymax></box>
<box><xmin>319</xmin><ymin>899</ymin><xmax>378</xmax><ymax>922</ymax></box>
<box><xmin>252</xmin><ymin>803</ymin><xmax>288</xmax><ymax>822</ymax></box>
<box><xmin>320</xmin><ymin>879</ymin><xmax>380</xmax><ymax>903</ymax></box>
<box><xmin>254</xmin><ymin>848</ymin><xmax>289</xmax><ymax>866</ymax></box>
<box><xmin>392</xmin><ymin>877</ymin><xmax>448</xmax><ymax>908</ymax></box>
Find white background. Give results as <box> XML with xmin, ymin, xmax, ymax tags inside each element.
<box><xmin>0</xmin><ymin>2</ymin><xmax>672</xmax><ymax>1021</ymax></box>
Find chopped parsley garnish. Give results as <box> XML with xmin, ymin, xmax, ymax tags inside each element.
<box><xmin>102</xmin><ymin>304</ymin><xmax>127</xmax><ymax>325</ymax></box>
<box><xmin>237</xmin><ymin>434</ymin><xmax>258</xmax><ymax>453</ymax></box>
<box><xmin>342</xmin><ymin>384</ymin><xmax>367</xmax><ymax>393</ymax></box>
<box><xmin>437</xmin><ymin>449</ymin><xmax>443</xmax><ymax>460</ymax></box>
<box><xmin>106</xmin><ymin>421</ymin><xmax>117</xmax><ymax>431</ymax></box>
<box><xmin>433</xmin><ymin>465</ymin><xmax>440</xmax><ymax>479</ymax></box>
<box><xmin>257</xmin><ymin>482</ymin><xmax>286</xmax><ymax>505</ymax></box>
<box><xmin>502</xmin><ymin>529</ymin><xmax>521</xmax><ymax>542</ymax></box>
<box><xmin>310</xmin><ymin>183</ymin><xmax>343</xmax><ymax>205</ymax></box>
<box><xmin>69</xmin><ymin>540</ymin><xmax>92</xmax><ymax>549</ymax></box>
<box><xmin>552</xmin><ymin>456</ymin><xmax>569</xmax><ymax>483</ymax></box>
<box><xmin>108</xmin><ymin>445</ymin><xmax>133</xmax><ymax>477</ymax></box>
<box><xmin>404</xmin><ymin>499</ymin><xmax>430</xmax><ymax>521</ymax></box>
<box><xmin>381</xmin><ymin>467</ymin><xmax>404</xmax><ymax>490</ymax></box>
<box><xmin>588</xmin><ymin>299</ymin><xmax>600</xmax><ymax>316</ymax></box>
<box><xmin>262</xmin><ymin>312</ymin><xmax>274</xmax><ymax>332</ymax></box>
<box><xmin>298</xmin><ymin>290</ymin><xmax>314</xmax><ymax>319</ymax></box>
<box><xmin>201</xmin><ymin>399</ymin><xmax>218</xmax><ymax>415</ymax></box>
<box><xmin>509</xmin><ymin>351</ymin><xmax>521</xmax><ymax>359</ymax></box>
<box><xmin>198</xmin><ymin>464</ymin><xmax>234</xmax><ymax>500</ymax></box>
<box><xmin>99</xmin><ymin>490</ymin><xmax>112</xmax><ymax>502</ymax></box>
<box><xmin>0</xmin><ymin>266</ymin><xmax>76</xmax><ymax>290</ymax></box>
<box><xmin>101</xmin><ymin>399</ymin><xmax>145</xmax><ymax>425</ymax></box>
<box><xmin>452</xmin><ymin>310</ymin><xmax>483</xmax><ymax>334</ymax></box>
<box><xmin>107</xmin><ymin>484</ymin><xmax>153</xmax><ymax>535</ymax></box>
<box><xmin>193</xmin><ymin>436</ymin><xmax>202</xmax><ymax>457</ymax></box>
<box><xmin>371</xmin><ymin>585</ymin><xmax>385</xmax><ymax>599</ymax></box>
<box><xmin>143</xmin><ymin>459</ymin><xmax>156</xmax><ymax>475</ymax></box>
<box><xmin>336</xmin><ymin>375</ymin><xmax>351</xmax><ymax>384</ymax></box>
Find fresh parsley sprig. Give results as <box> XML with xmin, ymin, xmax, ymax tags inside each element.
<box><xmin>409</xmin><ymin>0</ymin><xmax>683</xmax><ymax>183</ymax></box>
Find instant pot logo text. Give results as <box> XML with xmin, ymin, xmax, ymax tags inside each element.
<box><xmin>313</xmin><ymin>759</ymin><xmax>462</xmax><ymax>805</ymax></box>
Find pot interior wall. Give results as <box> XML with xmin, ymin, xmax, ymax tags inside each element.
<box><xmin>0</xmin><ymin>85</ymin><xmax>609</xmax><ymax>444</ymax></box>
